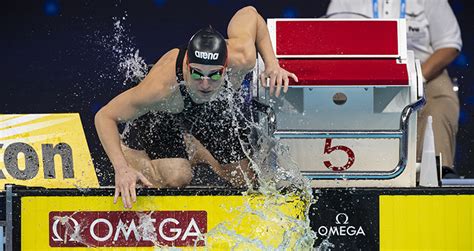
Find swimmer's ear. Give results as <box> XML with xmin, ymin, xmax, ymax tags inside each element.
<box><xmin>223</xmin><ymin>57</ymin><xmax>228</xmax><ymax>71</ymax></box>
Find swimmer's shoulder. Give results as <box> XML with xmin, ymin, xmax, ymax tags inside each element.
<box><xmin>136</xmin><ymin>49</ymin><xmax>180</xmax><ymax>96</ymax></box>
<box><xmin>135</xmin><ymin>49</ymin><xmax>184</xmax><ymax>112</ymax></box>
<box><xmin>146</xmin><ymin>48</ymin><xmax>180</xmax><ymax>87</ymax></box>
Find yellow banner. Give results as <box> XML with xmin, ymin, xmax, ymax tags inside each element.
<box><xmin>380</xmin><ymin>195</ymin><xmax>474</xmax><ymax>250</ymax></box>
<box><xmin>0</xmin><ymin>114</ymin><xmax>99</xmax><ymax>189</ymax></box>
<box><xmin>21</xmin><ymin>195</ymin><xmax>306</xmax><ymax>250</ymax></box>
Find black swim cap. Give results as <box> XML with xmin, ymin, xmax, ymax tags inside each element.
<box><xmin>187</xmin><ymin>26</ymin><xmax>227</xmax><ymax>66</ymax></box>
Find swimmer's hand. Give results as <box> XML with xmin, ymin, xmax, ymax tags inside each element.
<box><xmin>259</xmin><ymin>63</ymin><xmax>298</xmax><ymax>97</ymax></box>
<box><xmin>114</xmin><ymin>165</ymin><xmax>153</xmax><ymax>209</ymax></box>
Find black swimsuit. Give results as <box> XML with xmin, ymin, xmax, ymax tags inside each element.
<box><xmin>122</xmin><ymin>46</ymin><xmax>250</xmax><ymax>164</ymax></box>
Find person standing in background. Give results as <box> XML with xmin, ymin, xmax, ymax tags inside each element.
<box><xmin>326</xmin><ymin>0</ymin><xmax>462</xmax><ymax>178</ymax></box>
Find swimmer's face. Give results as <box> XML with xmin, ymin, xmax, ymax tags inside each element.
<box><xmin>187</xmin><ymin>63</ymin><xmax>226</xmax><ymax>103</ymax></box>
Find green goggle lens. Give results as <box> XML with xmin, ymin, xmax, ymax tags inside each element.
<box><xmin>210</xmin><ymin>72</ymin><xmax>222</xmax><ymax>81</ymax></box>
<box><xmin>191</xmin><ymin>72</ymin><xmax>202</xmax><ymax>80</ymax></box>
<box><xmin>190</xmin><ymin>68</ymin><xmax>223</xmax><ymax>81</ymax></box>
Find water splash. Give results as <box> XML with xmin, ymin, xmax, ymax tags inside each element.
<box><xmin>160</xmin><ymin>76</ymin><xmax>316</xmax><ymax>249</ymax></box>
<box><xmin>111</xmin><ymin>17</ymin><xmax>149</xmax><ymax>85</ymax></box>
<box><xmin>109</xmin><ymin>16</ymin><xmax>316</xmax><ymax>249</ymax></box>
<box><xmin>119</xmin><ymin>49</ymin><xmax>148</xmax><ymax>85</ymax></box>
<box><xmin>91</xmin><ymin>14</ymin><xmax>149</xmax><ymax>87</ymax></box>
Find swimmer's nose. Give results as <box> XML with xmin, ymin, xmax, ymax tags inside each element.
<box><xmin>200</xmin><ymin>78</ymin><xmax>211</xmax><ymax>90</ymax></box>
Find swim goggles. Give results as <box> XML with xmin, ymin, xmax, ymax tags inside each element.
<box><xmin>189</xmin><ymin>67</ymin><xmax>224</xmax><ymax>81</ymax></box>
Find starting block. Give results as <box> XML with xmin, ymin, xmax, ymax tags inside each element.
<box><xmin>255</xmin><ymin>19</ymin><xmax>425</xmax><ymax>187</ymax></box>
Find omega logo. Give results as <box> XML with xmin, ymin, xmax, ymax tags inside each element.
<box><xmin>317</xmin><ymin>212</ymin><xmax>366</xmax><ymax>237</ymax></box>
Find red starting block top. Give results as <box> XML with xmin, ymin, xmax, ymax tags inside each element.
<box><xmin>280</xmin><ymin>59</ymin><xmax>408</xmax><ymax>86</ymax></box>
<box><xmin>275</xmin><ymin>20</ymin><xmax>400</xmax><ymax>56</ymax></box>
<box><xmin>269</xmin><ymin>19</ymin><xmax>409</xmax><ymax>86</ymax></box>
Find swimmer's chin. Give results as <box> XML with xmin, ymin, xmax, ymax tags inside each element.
<box><xmin>192</xmin><ymin>91</ymin><xmax>217</xmax><ymax>103</ymax></box>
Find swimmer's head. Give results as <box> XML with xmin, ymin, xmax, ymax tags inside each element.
<box><xmin>187</xmin><ymin>26</ymin><xmax>227</xmax><ymax>66</ymax></box>
<box><xmin>186</xmin><ymin>26</ymin><xmax>228</xmax><ymax>103</ymax></box>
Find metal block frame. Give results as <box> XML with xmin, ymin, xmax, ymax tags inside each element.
<box><xmin>255</xmin><ymin>19</ymin><xmax>425</xmax><ymax>186</ymax></box>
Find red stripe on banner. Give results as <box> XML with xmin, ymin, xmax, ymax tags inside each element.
<box><xmin>279</xmin><ymin>59</ymin><xmax>408</xmax><ymax>86</ymax></box>
<box><xmin>275</xmin><ymin>21</ymin><xmax>399</xmax><ymax>56</ymax></box>
<box><xmin>49</xmin><ymin>211</ymin><xmax>207</xmax><ymax>247</ymax></box>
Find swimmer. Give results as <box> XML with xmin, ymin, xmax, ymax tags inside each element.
<box><xmin>95</xmin><ymin>6</ymin><xmax>298</xmax><ymax>208</ymax></box>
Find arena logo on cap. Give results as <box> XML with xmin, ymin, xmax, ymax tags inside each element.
<box><xmin>49</xmin><ymin>211</ymin><xmax>207</xmax><ymax>247</ymax></box>
<box><xmin>195</xmin><ymin>51</ymin><xmax>219</xmax><ymax>60</ymax></box>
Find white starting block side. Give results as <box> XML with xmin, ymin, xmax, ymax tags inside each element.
<box><xmin>257</xmin><ymin>19</ymin><xmax>425</xmax><ymax>187</ymax></box>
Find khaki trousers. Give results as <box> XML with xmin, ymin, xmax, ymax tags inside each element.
<box><xmin>416</xmin><ymin>71</ymin><xmax>459</xmax><ymax>168</ymax></box>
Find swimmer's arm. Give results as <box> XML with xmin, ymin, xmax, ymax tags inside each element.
<box><xmin>227</xmin><ymin>6</ymin><xmax>279</xmax><ymax>70</ymax></box>
<box><xmin>95</xmin><ymin>50</ymin><xmax>178</xmax><ymax>208</ymax></box>
<box><xmin>95</xmin><ymin>88</ymin><xmax>156</xmax><ymax>172</ymax></box>
<box><xmin>227</xmin><ymin>6</ymin><xmax>297</xmax><ymax>97</ymax></box>
<box><xmin>95</xmin><ymin>49</ymin><xmax>178</xmax><ymax>169</ymax></box>
<box><xmin>226</xmin><ymin>6</ymin><xmax>258</xmax><ymax>72</ymax></box>
<box><xmin>94</xmin><ymin>84</ymin><xmax>160</xmax><ymax>208</ymax></box>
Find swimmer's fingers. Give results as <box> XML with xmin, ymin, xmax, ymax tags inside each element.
<box><xmin>260</xmin><ymin>68</ymin><xmax>291</xmax><ymax>96</ymax></box>
<box><xmin>116</xmin><ymin>178</ymin><xmax>132</xmax><ymax>208</ymax></box>
<box><xmin>259</xmin><ymin>72</ymin><xmax>275</xmax><ymax>96</ymax></box>
<box><xmin>283</xmin><ymin>74</ymin><xmax>290</xmax><ymax>94</ymax></box>
<box><xmin>275</xmin><ymin>72</ymin><xmax>284</xmax><ymax>97</ymax></box>
<box><xmin>130</xmin><ymin>182</ymin><xmax>137</xmax><ymax>203</ymax></box>
<box><xmin>114</xmin><ymin>187</ymin><xmax>120</xmax><ymax>204</ymax></box>
<box><xmin>122</xmin><ymin>186</ymin><xmax>132</xmax><ymax>209</ymax></box>
<box><xmin>259</xmin><ymin>72</ymin><xmax>267</xmax><ymax>88</ymax></box>
<box><xmin>283</xmin><ymin>71</ymin><xmax>297</xmax><ymax>94</ymax></box>
<box><xmin>268</xmin><ymin>72</ymin><xmax>277</xmax><ymax>96</ymax></box>
<box><xmin>259</xmin><ymin>72</ymin><xmax>274</xmax><ymax>95</ymax></box>
<box><xmin>289</xmin><ymin>72</ymin><xmax>298</xmax><ymax>83</ymax></box>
